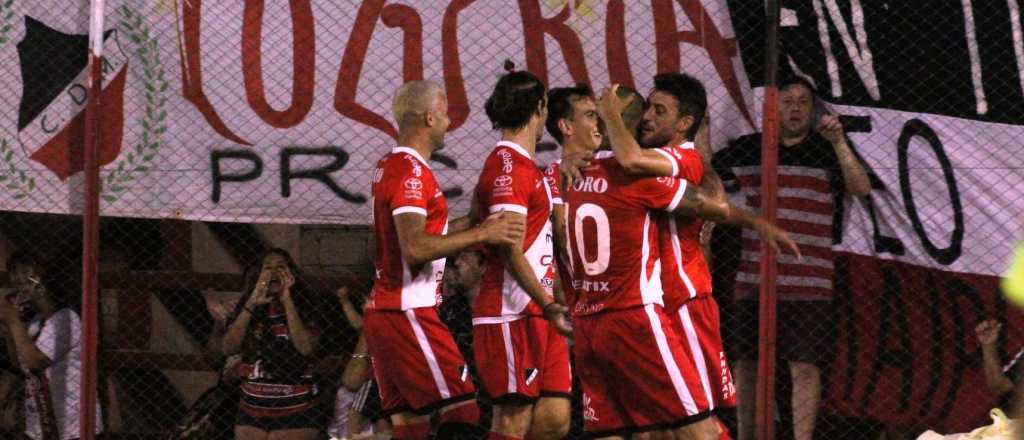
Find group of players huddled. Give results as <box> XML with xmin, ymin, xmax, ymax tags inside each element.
<box><xmin>365</xmin><ymin>67</ymin><xmax>801</xmax><ymax>440</ymax></box>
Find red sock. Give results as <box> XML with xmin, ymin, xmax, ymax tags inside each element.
<box><xmin>487</xmin><ymin>433</ymin><xmax>523</xmax><ymax>440</ymax></box>
<box><xmin>393</xmin><ymin>421</ymin><xmax>431</xmax><ymax>440</ymax></box>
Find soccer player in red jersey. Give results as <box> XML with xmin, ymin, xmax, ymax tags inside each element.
<box><xmin>563</xmin><ymin>146</ymin><xmax>735</xmax><ymax>439</ymax></box>
<box><xmin>542</xmin><ymin>84</ymin><xmax>605</xmax><ymax>310</ymax></box>
<box><xmin>595</xmin><ymin>74</ymin><xmax>801</xmax><ymax>439</ymax></box>
<box><xmin>365</xmin><ymin>80</ymin><xmax>525</xmax><ymax>440</ymax></box>
<box><xmin>471</xmin><ymin>70</ymin><xmax>573</xmax><ymax>440</ymax></box>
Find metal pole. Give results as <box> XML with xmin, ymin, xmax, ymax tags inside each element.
<box><xmin>81</xmin><ymin>1</ymin><xmax>105</xmax><ymax>439</ymax></box>
<box><xmin>757</xmin><ymin>0</ymin><xmax>782</xmax><ymax>439</ymax></box>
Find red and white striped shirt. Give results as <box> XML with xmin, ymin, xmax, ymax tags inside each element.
<box><xmin>714</xmin><ymin>133</ymin><xmax>844</xmax><ymax>302</ymax></box>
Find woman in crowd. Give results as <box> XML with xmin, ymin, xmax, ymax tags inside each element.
<box><xmin>222</xmin><ymin>248</ymin><xmax>325</xmax><ymax>440</ymax></box>
<box><xmin>0</xmin><ymin>252</ymin><xmax>102</xmax><ymax>440</ymax></box>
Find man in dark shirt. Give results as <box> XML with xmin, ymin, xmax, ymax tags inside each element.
<box><xmin>713</xmin><ymin>76</ymin><xmax>870</xmax><ymax>440</ymax></box>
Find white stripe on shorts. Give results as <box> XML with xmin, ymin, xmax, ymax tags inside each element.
<box><xmin>502</xmin><ymin>322</ymin><xmax>518</xmax><ymax>394</ymax></box>
<box><xmin>678</xmin><ymin>305</ymin><xmax>715</xmax><ymax>410</ymax></box>
<box><xmin>406</xmin><ymin>310</ymin><xmax>451</xmax><ymax>399</ymax></box>
<box><xmin>644</xmin><ymin>304</ymin><xmax>699</xmax><ymax>415</ymax></box>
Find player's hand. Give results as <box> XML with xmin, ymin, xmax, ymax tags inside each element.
<box><xmin>543</xmin><ymin>302</ymin><xmax>573</xmax><ymax>336</ymax></box>
<box><xmin>699</xmin><ymin>221</ymin><xmax>716</xmax><ymax>247</ymax></box>
<box><xmin>975</xmin><ymin>319</ymin><xmax>1002</xmax><ymax>347</ymax></box>
<box><xmin>596</xmin><ymin>84</ymin><xmax>633</xmax><ymax>121</ymax></box>
<box><xmin>480</xmin><ymin>211</ymin><xmax>525</xmax><ymax>247</ymax></box>
<box><xmin>759</xmin><ymin>223</ymin><xmax>802</xmax><ymax>259</ymax></box>
<box><xmin>817</xmin><ymin>114</ymin><xmax>845</xmax><ymax>145</ymax></box>
<box><xmin>560</xmin><ymin>150</ymin><xmax>593</xmax><ymax>190</ymax></box>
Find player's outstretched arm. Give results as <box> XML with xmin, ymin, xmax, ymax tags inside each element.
<box><xmin>395</xmin><ymin>211</ymin><xmax>524</xmax><ymax>267</ymax></box>
<box><xmin>597</xmin><ymin>84</ymin><xmax>677</xmax><ymax>176</ymax></box>
<box><xmin>670</xmin><ymin>181</ymin><xmax>800</xmax><ymax>258</ymax></box>
<box><xmin>498</xmin><ymin>212</ymin><xmax>572</xmax><ymax>335</ymax></box>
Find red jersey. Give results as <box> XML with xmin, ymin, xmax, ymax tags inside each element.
<box><xmin>473</xmin><ymin>141</ymin><xmax>556</xmax><ymax>321</ymax></box>
<box><xmin>367</xmin><ymin>147</ymin><xmax>448</xmax><ymax>311</ymax></box>
<box><xmin>562</xmin><ymin>151</ymin><xmax>690</xmax><ymax>316</ymax></box>
<box><xmin>655</xmin><ymin>142</ymin><xmax>714</xmax><ymax>310</ymax></box>
<box><xmin>544</xmin><ymin>160</ymin><xmax>563</xmax><ymax>206</ymax></box>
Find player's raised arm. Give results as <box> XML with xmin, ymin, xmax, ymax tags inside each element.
<box><xmin>597</xmin><ymin>84</ymin><xmax>680</xmax><ymax>176</ymax></box>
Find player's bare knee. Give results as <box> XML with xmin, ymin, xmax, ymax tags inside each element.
<box><xmin>492</xmin><ymin>403</ymin><xmax>533</xmax><ymax>437</ymax></box>
<box><xmin>673</xmin><ymin>418</ymin><xmax>718</xmax><ymax>440</ymax></box>
<box><xmin>528</xmin><ymin>416</ymin><xmax>570</xmax><ymax>440</ymax></box>
<box><xmin>528</xmin><ymin>399</ymin><xmax>570</xmax><ymax>439</ymax></box>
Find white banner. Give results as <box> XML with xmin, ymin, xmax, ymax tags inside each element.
<box><xmin>0</xmin><ymin>0</ymin><xmax>1021</xmax><ymax>275</ymax></box>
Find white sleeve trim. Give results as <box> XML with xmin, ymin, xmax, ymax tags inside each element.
<box><xmin>653</xmin><ymin>148</ymin><xmax>680</xmax><ymax>177</ymax></box>
<box><xmin>666</xmin><ymin>179</ymin><xmax>688</xmax><ymax>212</ymax></box>
<box><xmin>392</xmin><ymin>206</ymin><xmax>427</xmax><ymax>217</ymax></box>
<box><xmin>489</xmin><ymin>204</ymin><xmax>529</xmax><ymax>215</ymax></box>
<box><xmin>551</xmin><ymin>197</ymin><xmax>564</xmax><ymax>205</ymax></box>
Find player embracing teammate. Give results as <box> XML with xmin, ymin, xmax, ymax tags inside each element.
<box><xmin>368</xmin><ymin>71</ymin><xmax>799</xmax><ymax>440</ymax></box>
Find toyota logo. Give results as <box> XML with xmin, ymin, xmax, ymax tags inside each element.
<box><xmin>494</xmin><ymin>175</ymin><xmax>513</xmax><ymax>187</ymax></box>
<box><xmin>404</xmin><ymin>178</ymin><xmax>423</xmax><ymax>190</ymax></box>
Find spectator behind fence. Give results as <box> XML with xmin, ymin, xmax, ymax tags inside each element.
<box><xmin>326</xmin><ymin>286</ymin><xmax>391</xmax><ymax>440</ymax></box>
<box><xmin>975</xmin><ymin>319</ymin><xmax>1022</xmax><ymax>413</ymax></box>
<box><xmin>0</xmin><ymin>252</ymin><xmax>102</xmax><ymax>440</ymax></box>
<box><xmin>0</xmin><ymin>251</ymin><xmax>35</xmax><ymax>434</ymax></box>
<box><xmin>441</xmin><ymin>247</ymin><xmax>486</xmax><ymax>358</ymax></box>
<box><xmin>222</xmin><ymin>248</ymin><xmax>325</xmax><ymax>440</ymax></box>
<box><xmin>713</xmin><ymin>76</ymin><xmax>870</xmax><ymax>440</ymax></box>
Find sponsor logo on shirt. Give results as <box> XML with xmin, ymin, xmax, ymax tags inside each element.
<box><xmin>499</xmin><ymin>149</ymin><xmax>514</xmax><ymax>173</ymax></box>
<box><xmin>583</xmin><ymin>393</ymin><xmax>599</xmax><ymax>422</ymax></box>
<box><xmin>404</xmin><ymin>155</ymin><xmax>423</xmax><ymax>177</ymax></box>
<box><xmin>493</xmin><ymin>174</ymin><xmax>514</xmax><ymax>197</ymax></box>
<box><xmin>571</xmin><ymin>176</ymin><xmax>608</xmax><ymax>193</ymax></box>
<box><xmin>404</xmin><ymin>178</ymin><xmax>423</xmax><ymax>190</ymax></box>
<box><xmin>572</xmin><ymin>280</ymin><xmax>611</xmax><ymax>292</ymax></box>
<box><xmin>574</xmin><ymin>302</ymin><xmax>605</xmax><ymax>315</ymax></box>
<box><xmin>494</xmin><ymin>175</ymin><xmax>513</xmax><ymax>187</ymax></box>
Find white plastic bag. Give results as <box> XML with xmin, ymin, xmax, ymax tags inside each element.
<box><xmin>916</xmin><ymin>409</ymin><xmax>1019</xmax><ymax>440</ymax></box>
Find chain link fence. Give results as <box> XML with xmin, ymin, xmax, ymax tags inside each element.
<box><xmin>0</xmin><ymin>1</ymin><xmax>1021</xmax><ymax>439</ymax></box>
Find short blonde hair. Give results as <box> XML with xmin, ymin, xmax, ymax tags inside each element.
<box><xmin>393</xmin><ymin>80</ymin><xmax>444</xmax><ymax>129</ymax></box>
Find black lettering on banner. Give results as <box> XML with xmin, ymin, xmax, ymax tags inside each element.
<box><xmin>430</xmin><ymin>152</ymin><xmax>465</xmax><ymax>200</ymax></box>
<box><xmin>280</xmin><ymin>147</ymin><xmax>367</xmax><ymax>203</ymax></box>
<box><xmin>211</xmin><ymin>149</ymin><xmax>263</xmax><ymax>203</ymax></box>
<box><xmin>939</xmin><ymin>277</ymin><xmax>986</xmax><ymax>420</ymax></box>
<box><xmin>860</xmin><ymin>265</ymin><xmax>913</xmax><ymax>411</ymax></box>
<box><xmin>67</xmin><ymin>84</ymin><xmax>88</xmax><ymax>106</ymax></box>
<box><xmin>897</xmin><ymin>119</ymin><xmax>964</xmax><ymax>265</ymax></box>
<box><xmin>835</xmin><ymin>114</ymin><xmax>905</xmax><ymax>255</ymax></box>
<box><xmin>920</xmin><ymin>271</ymin><xmax>943</xmax><ymax>418</ymax></box>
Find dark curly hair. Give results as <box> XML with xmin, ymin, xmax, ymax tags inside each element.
<box><xmin>653</xmin><ymin>73</ymin><xmax>707</xmax><ymax>141</ymax></box>
<box><xmin>484</xmin><ymin>69</ymin><xmax>547</xmax><ymax>131</ymax></box>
